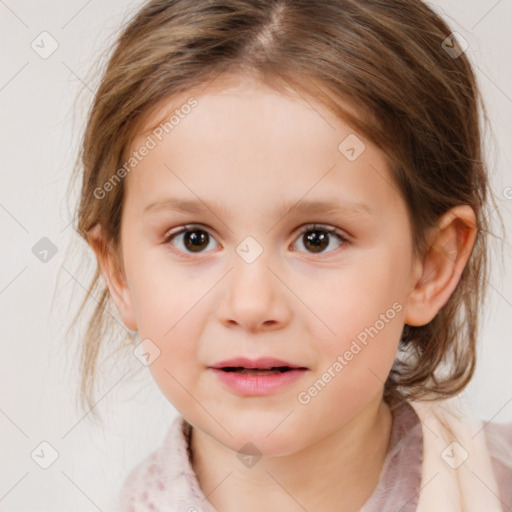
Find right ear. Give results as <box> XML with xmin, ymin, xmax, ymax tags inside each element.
<box><xmin>86</xmin><ymin>224</ymin><xmax>138</xmax><ymax>331</ymax></box>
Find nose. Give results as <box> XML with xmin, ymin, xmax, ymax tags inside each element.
<box><xmin>216</xmin><ymin>251</ymin><xmax>292</xmax><ymax>333</ymax></box>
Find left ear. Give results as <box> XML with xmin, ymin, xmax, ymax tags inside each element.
<box><xmin>404</xmin><ymin>205</ymin><xmax>477</xmax><ymax>326</ymax></box>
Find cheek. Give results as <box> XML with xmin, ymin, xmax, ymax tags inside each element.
<box><xmin>126</xmin><ymin>248</ymin><xmax>205</xmax><ymax>332</ymax></box>
<box><xmin>133</xmin><ymin>277</ymin><xmax>205</xmax><ymax>361</ymax></box>
<box><xmin>124</xmin><ymin>251</ymin><xmax>208</xmax><ymax>383</ymax></box>
<box><xmin>305</xmin><ymin>258</ymin><xmax>406</xmax><ymax>378</ymax></box>
<box><xmin>139</xmin><ymin>294</ymin><xmax>206</xmax><ymax>414</ymax></box>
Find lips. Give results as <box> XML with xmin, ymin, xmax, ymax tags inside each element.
<box><xmin>209</xmin><ymin>356</ymin><xmax>307</xmax><ymax>373</ymax></box>
<box><xmin>209</xmin><ymin>357</ymin><xmax>308</xmax><ymax>395</ymax></box>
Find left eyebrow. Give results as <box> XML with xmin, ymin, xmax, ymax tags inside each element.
<box><xmin>143</xmin><ymin>196</ymin><xmax>375</xmax><ymax>218</ymax></box>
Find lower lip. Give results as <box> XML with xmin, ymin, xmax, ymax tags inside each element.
<box><xmin>209</xmin><ymin>368</ymin><xmax>307</xmax><ymax>396</ymax></box>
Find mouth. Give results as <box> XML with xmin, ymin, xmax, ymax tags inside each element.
<box><xmin>209</xmin><ymin>359</ymin><xmax>308</xmax><ymax>396</ymax></box>
<box><xmin>219</xmin><ymin>366</ymin><xmax>298</xmax><ymax>375</ymax></box>
<box><xmin>209</xmin><ymin>356</ymin><xmax>308</xmax><ymax>374</ymax></box>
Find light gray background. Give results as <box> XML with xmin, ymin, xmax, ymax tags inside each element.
<box><xmin>1</xmin><ymin>0</ymin><xmax>511</xmax><ymax>510</ymax></box>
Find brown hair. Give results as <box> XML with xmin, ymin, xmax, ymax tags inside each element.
<box><xmin>65</xmin><ymin>0</ymin><xmax>505</xmax><ymax>419</ymax></box>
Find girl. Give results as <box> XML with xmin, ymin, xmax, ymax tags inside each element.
<box><xmin>68</xmin><ymin>0</ymin><xmax>512</xmax><ymax>510</ymax></box>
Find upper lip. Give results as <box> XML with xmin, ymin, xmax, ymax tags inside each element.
<box><xmin>209</xmin><ymin>357</ymin><xmax>307</xmax><ymax>370</ymax></box>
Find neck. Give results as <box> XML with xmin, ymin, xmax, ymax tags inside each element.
<box><xmin>190</xmin><ymin>396</ymin><xmax>393</xmax><ymax>512</ymax></box>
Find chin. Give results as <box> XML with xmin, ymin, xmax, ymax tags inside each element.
<box><xmin>211</xmin><ymin>418</ymin><xmax>305</xmax><ymax>457</ymax></box>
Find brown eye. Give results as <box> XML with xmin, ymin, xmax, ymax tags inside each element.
<box><xmin>163</xmin><ymin>223</ymin><xmax>349</xmax><ymax>257</ymax></box>
<box><xmin>182</xmin><ymin>230</ymin><xmax>209</xmax><ymax>252</ymax></box>
<box><xmin>293</xmin><ymin>224</ymin><xmax>348</xmax><ymax>254</ymax></box>
<box><xmin>302</xmin><ymin>230</ymin><xmax>330</xmax><ymax>253</ymax></box>
<box><xmin>164</xmin><ymin>225</ymin><xmax>219</xmax><ymax>254</ymax></box>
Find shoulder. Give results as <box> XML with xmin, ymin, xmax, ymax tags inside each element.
<box><xmin>408</xmin><ymin>397</ymin><xmax>512</xmax><ymax>509</ymax></box>
<box><xmin>483</xmin><ymin>419</ymin><xmax>512</xmax><ymax>509</ymax></box>
<box><xmin>115</xmin><ymin>415</ymin><xmax>190</xmax><ymax>511</ymax></box>
<box><xmin>484</xmin><ymin>419</ymin><xmax>512</xmax><ymax>449</ymax></box>
<box><xmin>116</xmin><ymin>449</ymin><xmax>160</xmax><ymax>510</ymax></box>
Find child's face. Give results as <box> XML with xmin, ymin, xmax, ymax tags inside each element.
<box><xmin>114</xmin><ymin>74</ymin><xmax>421</xmax><ymax>454</ymax></box>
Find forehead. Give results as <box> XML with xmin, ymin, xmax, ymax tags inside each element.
<box><xmin>124</xmin><ymin>74</ymin><xmax>402</xmax><ymax>219</ymax></box>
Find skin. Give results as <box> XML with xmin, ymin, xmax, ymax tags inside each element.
<box><xmin>89</xmin><ymin>73</ymin><xmax>477</xmax><ymax>511</ymax></box>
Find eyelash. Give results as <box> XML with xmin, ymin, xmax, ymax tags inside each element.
<box><xmin>162</xmin><ymin>223</ymin><xmax>350</xmax><ymax>258</ymax></box>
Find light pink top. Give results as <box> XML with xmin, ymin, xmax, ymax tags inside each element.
<box><xmin>116</xmin><ymin>400</ymin><xmax>512</xmax><ymax>511</ymax></box>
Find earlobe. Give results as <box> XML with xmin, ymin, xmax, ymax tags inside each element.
<box><xmin>403</xmin><ymin>205</ymin><xmax>477</xmax><ymax>327</ymax></box>
<box><xmin>86</xmin><ymin>224</ymin><xmax>138</xmax><ymax>331</ymax></box>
